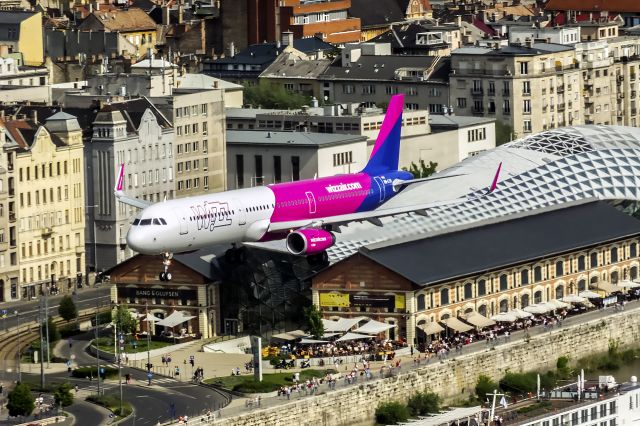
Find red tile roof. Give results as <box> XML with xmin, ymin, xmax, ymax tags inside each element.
<box><xmin>545</xmin><ymin>0</ymin><xmax>640</xmax><ymax>13</ymax></box>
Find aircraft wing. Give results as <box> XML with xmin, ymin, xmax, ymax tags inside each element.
<box><xmin>114</xmin><ymin>163</ymin><xmax>152</xmax><ymax>209</ymax></box>
<box><xmin>267</xmin><ymin>197</ymin><xmax>467</xmax><ymax>233</ymax></box>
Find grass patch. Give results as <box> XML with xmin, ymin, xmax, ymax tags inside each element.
<box><xmin>90</xmin><ymin>337</ymin><xmax>173</xmax><ymax>354</ymax></box>
<box><xmin>72</xmin><ymin>366</ymin><xmax>119</xmax><ymax>380</ymax></box>
<box><xmin>517</xmin><ymin>401</ymin><xmax>553</xmax><ymax>417</ymax></box>
<box><xmin>86</xmin><ymin>393</ymin><xmax>132</xmax><ymax>418</ymax></box>
<box><xmin>205</xmin><ymin>369</ymin><xmax>335</xmax><ymax>393</ymax></box>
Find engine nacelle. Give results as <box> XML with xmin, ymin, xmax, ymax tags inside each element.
<box><xmin>286</xmin><ymin>228</ymin><xmax>336</xmax><ymax>256</ymax></box>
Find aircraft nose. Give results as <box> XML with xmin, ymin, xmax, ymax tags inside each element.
<box><xmin>126</xmin><ymin>227</ymin><xmax>148</xmax><ymax>254</ymax></box>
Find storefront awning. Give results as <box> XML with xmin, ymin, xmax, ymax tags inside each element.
<box><xmin>491</xmin><ymin>313</ymin><xmax>517</xmax><ymax>322</ymax></box>
<box><xmin>590</xmin><ymin>282</ymin><xmax>620</xmax><ymax>294</ymax></box>
<box><xmin>617</xmin><ymin>280</ymin><xmax>640</xmax><ymax>288</ymax></box>
<box><xmin>353</xmin><ymin>319</ymin><xmax>394</xmax><ymax>335</ymax></box>
<box><xmin>579</xmin><ymin>290</ymin><xmax>601</xmax><ymax>298</ymax></box>
<box><xmin>441</xmin><ymin>317</ymin><xmax>474</xmax><ymax>333</ymax></box>
<box><xmin>463</xmin><ymin>312</ymin><xmax>495</xmax><ymax>328</ymax></box>
<box><xmin>300</xmin><ymin>338</ymin><xmax>328</xmax><ymax>344</ymax></box>
<box><xmin>155</xmin><ymin>311</ymin><xmax>195</xmax><ymax>328</ymax></box>
<box><xmin>336</xmin><ymin>332</ymin><xmax>372</xmax><ymax>342</ymax></box>
<box><xmin>546</xmin><ymin>299</ymin><xmax>570</xmax><ymax>309</ymax></box>
<box><xmin>418</xmin><ymin>322</ymin><xmax>444</xmax><ymax>335</ymax></box>
<box><xmin>323</xmin><ymin>317</ymin><xmax>366</xmax><ymax>332</ymax></box>
<box><xmin>561</xmin><ymin>294</ymin><xmax>587</xmax><ymax>304</ymax></box>
<box><xmin>141</xmin><ymin>313</ymin><xmax>159</xmax><ymax>322</ymax></box>
<box><xmin>523</xmin><ymin>304</ymin><xmax>551</xmax><ymax>314</ymax></box>
<box><xmin>509</xmin><ymin>308</ymin><xmax>533</xmax><ymax>319</ymax></box>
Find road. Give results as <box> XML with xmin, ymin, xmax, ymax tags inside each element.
<box><xmin>0</xmin><ymin>286</ymin><xmax>111</xmax><ymax>332</ymax></box>
<box><xmin>46</xmin><ymin>334</ymin><xmax>231</xmax><ymax>425</ymax></box>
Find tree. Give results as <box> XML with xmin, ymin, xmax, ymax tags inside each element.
<box><xmin>496</xmin><ymin>120</ymin><xmax>515</xmax><ymax>145</ymax></box>
<box><xmin>375</xmin><ymin>401</ymin><xmax>409</xmax><ymax>425</ymax></box>
<box><xmin>53</xmin><ymin>382</ymin><xmax>74</xmax><ymax>407</ymax></box>
<box><xmin>403</xmin><ymin>159</ymin><xmax>438</xmax><ymax>178</ymax></box>
<box><xmin>475</xmin><ymin>374</ymin><xmax>498</xmax><ymax>401</ymax></box>
<box><xmin>58</xmin><ymin>295</ymin><xmax>78</xmax><ymax>322</ymax></box>
<box><xmin>45</xmin><ymin>317</ymin><xmax>61</xmax><ymax>343</ymax></box>
<box><xmin>7</xmin><ymin>382</ymin><xmax>35</xmax><ymax>416</ymax></box>
<box><xmin>244</xmin><ymin>81</ymin><xmax>311</xmax><ymax>109</ymax></box>
<box><xmin>114</xmin><ymin>305</ymin><xmax>137</xmax><ymax>334</ymax></box>
<box><xmin>303</xmin><ymin>304</ymin><xmax>324</xmax><ymax>339</ymax></box>
<box><xmin>407</xmin><ymin>391</ymin><xmax>441</xmax><ymax>416</ymax></box>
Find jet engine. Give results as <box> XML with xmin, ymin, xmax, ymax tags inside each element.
<box><xmin>286</xmin><ymin>228</ymin><xmax>336</xmax><ymax>256</ymax></box>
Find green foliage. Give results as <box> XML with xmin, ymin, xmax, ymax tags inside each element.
<box><xmin>244</xmin><ymin>81</ymin><xmax>311</xmax><ymax>109</ymax></box>
<box><xmin>556</xmin><ymin>356</ymin><xmax>571</xmax><ymax>380</ymax></box>
<box><xmin>517</xmin><ymin>400</ymin><xmax>552</xmax><ymax>415</ymax></box>
<box><xmin>7</xmin><ymin>382</ymin><xmax>35</xmax><ymax>417</ymax></box>
<box><xmin>113</xmin><ymin>305</ymin><xmax>137</xmax><ymax>335</ymax></box>
<box><xmin>403</xmin><ymin>160</ymin><xmax>438</xmax><ymax>178</ymax></box>
<box><xmin>59</xmin><ymin>324</ymin><xmax>82</xmax><ymax>339</ymax></box>
<box><xmin>207</xmin><ymin>369</ymin><xmax>333</xmax><ymax>393</ymax></box>
<box><xmin>304</xmin><ymin>304</ymin><xmax>324</xmax><ymax>339</ymax></box>
<box><xmin>58</xmin><ymin>295</ymin><xmax>78</xmax><ymax>322</ymax></box>
<box><xmin>540</xmin><ymin>371</ymin><xmax>558</xmax><ymax>390</ymax></box>
<box><xmin>496</xmin><ymin>120</ymin><xmax>515</xmax><ymax>145</ymax></box>
<box><xmin>72</xmin><ymin>366</ymin><xmax>118</xmax><ymax>380</ymax></box>
<box><xmin>475</xmin><ymin>374</ymin><xmax>498</xmax><ymax>400</ymax></box>
<box><xmin>86</xmin><ymin>393</ymin><xmax>132</xmax><ymax>418</ymax></box>
<box><xmin>499</xmin><ymin>371</ymin><xmax>538</xmax><ymax>394</ymax></box>
<box><xmin>96</xmin><ymin>311</ymin><xmax>112</xmax><ymax>326</ymax></box>
<box><xmin>375</xmin><ymin>401</ymin><xmax>410</xmax><ymax>425</ymax></box>
<box><xmin>407</xmin><ymin>391</ymin><xmax>441</xmax><ymax>417</ymax></box>
<box><xmin>46</xmin><ymin>317</ymin><xmax>61</xmax><ymax>343</ymax></box>
<box><xmin>53</xmin><ymin>382</ymin><xmax>74</xmax><ymax>407</ymax></box>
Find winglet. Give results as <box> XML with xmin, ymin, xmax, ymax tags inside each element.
<box><xmin>115</xmin><ymin>163</ymin><xmax>125</xmax><ymax>194</ymax></box>
<box><xmin>489</xmin><ymin>162</ymin><xmax>502</xmax><ymax>193</ymax></box>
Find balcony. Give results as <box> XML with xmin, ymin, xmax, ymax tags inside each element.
<box><xmin>471</xmin><ymin>108</ymin><xmax>484</xmax><ymax>115</ymax></box>
<box><xmin>502</xmin><ymin>89</ymin><xmax>510</xmax><ymax>96</ymax></box>
<box><xmin>558</xmin><ymin>104</ymin><xmax>565</xmax><ymax>112</ymax></box>
<box><xmin>41</xmin><ymin>227</ymin><xmax>53</xmax><ymax>238</ymax></box>
<box><xmin>557</xmin><ymin>85</ymin><xmax>565</xmax><ymax>94</ymax></box>
<box><xmin>631</xmin><ymin>74</ymin><xmax>637</xmax><ymax>81</ymax></box>
<box><xmin>502</xmin><ymin>109</ymin><xmax>511</xmax><ymax>115</ymax></box>
<box><xmin>522</xmin><ymin>91</ymin><xmax>531</xmax><ymax>96</ymax></box>
<box><xmin>633</xmin><ymin>108</ymin><xmax>638</xmax><ymax>115</ymax></box>
<box><xmin>488</xmin><ymin>89</ymin><xmax>496</xmax><ymax>96</ymax></box>
<box><xmin>470</xmin><ymin>88</ymin><xmax>484</xmax><ymax>96</ymax></box>
<box><xmin>8</xmin><ymin>212</ymin><xmax>15</xmax><ymax>222</ymax></box>
<box><xmin>618</xmin><ymin>92</ymin><xmax>625</xmax><ymax>99</ymax></box>
<box><xmin>632</xmin><ymin>91</ymin><xmax>637</xmax><ymax>98</ymax></box>
<box><xmin>75</xmin><ymin>246</ymin><xmax>85</xmax><ymax>255</ymax></box>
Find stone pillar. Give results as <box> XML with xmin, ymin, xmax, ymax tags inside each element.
<box><xmin>311</xmin><ymin>288</ymin><xmax>320</xmax><ymax>309</ymax></box>
<box><xmin>405</xmin><ymin>291</ymin><xmax>416</xmax><ymax>345</ymax></box>
<box><xmin>197</xmin><ymin>286</ymin><xmax>207</xmax><ymax>338</ymax></box>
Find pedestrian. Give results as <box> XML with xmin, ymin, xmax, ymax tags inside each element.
<box><xmin>74</xmin><ymin>385</ymin><xmax>79</xmax><ymax>393</ymax></box>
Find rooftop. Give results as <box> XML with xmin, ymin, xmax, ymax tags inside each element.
<box><xmin>453</xmin><ymin>42</ymin><xmax>573</xmax><ymax>56</ymax></box>
<box><xmin>429</xmin><ymin>114</ymin><xmax>495</xmax><ymax>130</ymax></box>
<box><xmin>360</xmin><ymin>201</ymin><xmax>640</xmax><ymax>286</ymax></box>
<box><xmin>0</xmin><ymin>11</ymin><xmax>39</xmax><ymax>25</ymax></box>
<box><xmin>544</xmin><ymin>0</ymin><xmax>640</xmax><ymax>13</ymax></box>
<box><xmin>320</xmin><ymin>54</ymin><xmax>450</xmax><ymax>82</ymax></box>
<box><xmin>227</xmin><ymin>130</ymin><xmax>367</xmax><ymax>148</ymax></box>
<box><xmin>78</xmin><ymin>8</ymin><xmax>157</xmax><ymax>32</ymax></box>
<box><xmin>260</xmin><ymin>50</ymin><xmax>332</xmax><ymax>79</ymax></box>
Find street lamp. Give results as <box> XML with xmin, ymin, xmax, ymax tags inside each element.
<box><xmin>85</xmin><ymin>204</ymin><xmax>99</xmax><ymax>280</ymax></box>
<box><xmin>14</xmin><ymin>310</ymin><xmax>20</xmax><ymax>382</ymax></box>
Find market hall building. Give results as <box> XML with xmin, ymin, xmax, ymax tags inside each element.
<box><xmin>311</xmin><ymin>201</ymin><xmax>640</xmax><ymax>345</ymax></box>
<box><xmin>107</xmin><ymin>249</ymin><xmax>222</xmax><ymax>339</ymax></box>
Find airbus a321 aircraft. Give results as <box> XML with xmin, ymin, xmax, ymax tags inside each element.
<box><xmin>118</xmin><ymin>94</ymin><xmax>501</xmax><ymax>280</ymax></box>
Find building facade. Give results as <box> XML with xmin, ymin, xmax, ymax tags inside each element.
<box><xmin>280</xmin><ymin>0</ymin><xmax>361</xmax><ymax>44</ymax></box>
<box><xmin>0</xmin><ymin>11</ymin><xmax>43</xmax><ymax>66</ymax></box>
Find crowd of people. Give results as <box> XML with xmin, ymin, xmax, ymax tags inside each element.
<box><xmin>273</xmin><ymin>339</ymin><xmax>401</xmax><ymax>360</ymax></box>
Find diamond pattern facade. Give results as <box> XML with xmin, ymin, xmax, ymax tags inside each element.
<box><xmin>326</xmin><ymin>126</ymin><xmax>640</xmax><ymax>261</ymax></box>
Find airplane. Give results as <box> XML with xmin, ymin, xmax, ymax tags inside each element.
<box><xmin>117</xmin><ymin>94</ymin><xmax>501</xmax><ymax>281</ymax></box>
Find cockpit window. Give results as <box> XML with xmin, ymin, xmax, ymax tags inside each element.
<box><xmin>152</xmin><ymin>218</ymin><xmax>161</xmax><ymax>225</ymax></box>
<box><xmin>159</xmin><ymin>218</ymin><xmax>167</xmax><ymax>225</ymax></box>
<box><xmin>140</xmin><ymin>219</ymin><xmax>152</xmax><ymax>225</ymax></box>
<box><xmin>132</xmin><ymin>219</ymin><xmax>140</xmax><ymax>225</ymax></box>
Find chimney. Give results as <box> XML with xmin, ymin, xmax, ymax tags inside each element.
<box><xmin>162</xmin><ymin>3</ymin><xmax>170</xmax><ymax>26</ymax></box>
<box><xmin>30</xmin><ymin>110</ymin><xmax>38</xmax><ymax>124</ymax></box>
<box><xmin>178</xmin><ymin>2</ymin><xmax>184</xmax><ymax>24</ymax></box>
<box><xmin>525</xmin><ymin>37</ymin><xmax>533</xmax><ymax>48</ymax></box>
<box><xmin>229</xmin><ymin>41</ymin><xmax>235</xmax><ymax>57</ymax></box>
<box><xmin>282</xmin><ymin>31</ymin><xmax>293</xmax><ymax>47</ymax></box>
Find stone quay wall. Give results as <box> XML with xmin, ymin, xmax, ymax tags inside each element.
<box><xmin>214</xmin><ymin>307</ymin><xmax>640</xmax><ymax>426</ymax></box>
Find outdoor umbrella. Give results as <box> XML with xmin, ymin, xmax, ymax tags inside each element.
<box><xmin>561</xmin><ymin>294</ymin><xmax>587</xmax><ymax>304</ymax></box>
<box><xmin>490</xmin><ymin>313</ymin><xmax>517</xmax><ymax>323</ymax></box>
<box><xmin>419</xmin><ymin>322</ymin><xmax>444</xmax><ymax>335</ymax></box>
<box><xmin>510</xmin><ymin>308</ymin><xmax>533</xmax><ymax>319</ymax></box>
<box><xmin>579</xmin><ymin>290</ymin><xmax>601</xmax><ymax>298</ymax></box>
<box><xmin>463</xmin><ymin>312</ymin><xmax>495</xmax><ymax>328</ymax></box>
<box><xmin>523</xmin><ymin>304</ymin><xmax>551</xmax><ymax>314</ymax></box>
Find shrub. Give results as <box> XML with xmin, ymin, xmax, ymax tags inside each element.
<box><xmin>232</xmin><ymin>381</ymin><xmax>277</xmax><ymax>393</ymax></box>
<box><xmin>54</xmin><ymin>382</ymin><xmax>74</xmax><ymax>407</ymax></box>
<box><xmin>407</xmin><ymin>391</ymin><xmax>441</xmax><ymax>417</ymax></box>
<box><xmin>7</xmin><ymin>382</ymin><xmax>35</xmax><ymax>416</ymax></box>
<box><xmin>58</xmin><ymin>295</ymin><xmax>78</xmax><ymax>322</ymax></box>
<box><xmin>375</xmin><ymin>401</ymin><xmax>409</xmax><ymax>425</ymax></box>
<box><xmin>72</xmin><ymin>366</ymin><xmax>118</xmax><ymax>380</ymax></box>
<box><xmin>475</xmin><ymin>374</ymin><xmax>498</xmax><ymax>400</ymax></box>
<box><xmin>499</xmin><ymin>371</ymin><xmax>537</xmax><ymax>394</ymax></box>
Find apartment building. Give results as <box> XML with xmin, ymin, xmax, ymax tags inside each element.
<box><xmin>0</xmin><ymin>123</ymin><xmax>19</xmax><ymax>302</ymax></box>
<box><xmin>3</xmin><ymin>113</ymin><xmax>85</xmax><ymax>299</ymax></box>
<box><xmin>319</xmin><ymin>42</ymin><xmax>451</xmax><ymax>113</ymax></box>
<box><xmin>86</xmin><ymin>98</ymin><xmax>175</xmax><ymax>271</ymax></box>
<box><xmin>280</xmin><ymin>0</ymin><xmax>361</xmax><ymax>44</ymax></box>
<box><xmin>450</xmin><ymin>42</ymin><xmax>583</xmax><ymax>137</ymax></box>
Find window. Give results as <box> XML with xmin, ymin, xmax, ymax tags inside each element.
<box><xmin>292</xmin><ymin>156</ymin><xmax>300</xmax><ymax>181</ymax></box>
<box><xmin>464</xmin><ymin>283</ymin><xmax>473</xmax><ymax>299</ymax></box>
<box><xmin>254</xmin><ymin>155</ymin><xmax>263</xmax><ymax>185</ymax></box>
<box><xmin>522</xmin><ymin>81</ymin><xmax>531</xmax><ymax>95</ymax></box>
<box><xmin>362</xmin><ymin>84</ymin><xmax>375</xmax><ymax>94</ymax></box>
<box><xmin>457</xmin><ymin>98</ymin><xmax>467</xmax><ymax>108</ymax></box>
<box><xmin>520</xmin><ymin>269</ymin><xmax>529</xmax><ymax>285</ymax></box>
<box><xmin>578</xmin><ymin>255</ymin><xmax>586</xmax><ymax>271</ymax></box>
<box><xmin>519</xmin><ymin>61</ymin><xmax>529</xmax><ymax>75</ymax></box>
<box><xmin>611</xmin><ymin>247</ymin><xmax>618</xmax><ymax>263</ymax></box>
<box><xmin>333</xmin><ymin>151</ymin><xmax>353</xmax><ymax>167</ymax></box>
<box><xmin>477</xmin><ymin>279</ymin><xmax>486</xmax><ymax>296</ymax></box>
<box><xmin>440</xmin><ymin>288</ymin><xmax>449</xmax><ymax>305</ymax></box>
<box><xmin>417</xmin><ymin>294</ymin><xmax>425</xmax><ymax>310</ymax></box>
<box><xmin>523</xmin><ymin>99</ymin><xmax>531</xmax><ymax>113</ymax></box>
<box><xmin>274</xmin><ymin>156</ymin><xmax>282</xmax><ymax>183</ymax></box>
<box><xmin>590</xmin><ymin>252</ymin><xmax>598</xmax><ymax>267</ymax></box>
<box><xmin>556</xmin><ymin>260</ymin><xmax>564</xmax><ymax>276</ymax></box>
<box><xmin>499</xmin><ymin>274</ymin><xmax>508</xmax><ymax>291</ymax></box>
<box><xmin>468</xmin><ymin>128</ymin><xmax>486</xmax><ymax>142</ymax></box>
<box><xmin>342</xmin><ymin>84</ymin><xmax>355</xmax><ymax>94</ymax></box>
<box><xmin>523</xmin><ymin>120</ymin><xmax>532</xmax><ymax>133</ymax></box>
<box><xmin>534</xmin><ymin>266</ymin><xmax>542</xmax><ymax>282</ymax></box>
<box><xmin>631</xmin><ymin>242</ymin><xmax>637</xmax><ymax>258</ymax></box>
<box><xmin>236</xmin><ymin>155</ymin><xmax>244</xmax><ymax>188</ymax></box>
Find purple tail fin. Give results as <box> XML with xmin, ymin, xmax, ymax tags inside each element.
<box><xmin>363</xmin><ymin>94</ymin><xmax>404</xmax><ymax>174</ymax></box>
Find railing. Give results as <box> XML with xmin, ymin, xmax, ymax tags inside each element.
<box><xmin>470</xmin><ymin>88</ymin><xmax>484</xmax><ymax>96</ymax></box>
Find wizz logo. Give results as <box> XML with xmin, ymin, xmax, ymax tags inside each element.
<box><xmin>190</xmin><ymin>201</ymin><xmax>232</xmax><ymax>231</ymax></box>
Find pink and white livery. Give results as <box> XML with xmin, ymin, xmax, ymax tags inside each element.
<box><xmin>116</xmin><ymin>95</ymin><xmax>500</xmax><ymax>280</ymax></box>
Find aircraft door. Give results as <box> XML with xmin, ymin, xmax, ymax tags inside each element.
<box><xmin>373</xmin><ymin>177</ymin><xmax>385</xmax><ymax>202</ymax></box>
<box><xmin>305</xmin><ymin>191</ymin><xmax>317</xmax><ymax>215</ymax></box>
<box><xmin>233</xmin><ymin>199</ymin><xmax>247</xmax><ymax>225</ymax></box>
<box><xmin>177</xmin><ymin>211</ymin><xmax>189</xmax><ymax>235</ymax></box>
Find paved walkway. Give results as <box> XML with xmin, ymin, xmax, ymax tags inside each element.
<box><xmin>169</xmin><ymin>300</ymin><xmax>640</xmax><ymax>424</ymax></box>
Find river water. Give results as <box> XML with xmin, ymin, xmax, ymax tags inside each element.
<box><xmin>590</xmin><ymin>355</ymin><xmax>640</xmax><ymax>384</ymax></box>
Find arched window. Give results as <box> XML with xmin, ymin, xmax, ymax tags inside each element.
<box><xmin>499</xmin><ymin>274</ymin><xmax>508</xmax><ymax>291</ymax></box>
<box><xmin>590</xmin><ymin>252</ymin><xmax>598</xmax><ymax>268</ymax></box>
<box><xmin>555</xmin><ymin>285</ymin><xmax>564</xmax><ymax>299</ymax></box>
<box><xmin>521</xmin><ymin>294</ymin><xmax>530</xmax><ymax>308</ymax></box>
<box><xmin>440</xmin><ymin>288</ymin><xmax>449</xmax><ymax>306</ymax></box>
<box><xmin>416</xmin><ymin>294</ymin><xmax>426</xmax><ymax>311</ymax></box>
<box><xmin>590</xmin><ymin>275</ymin><xmax>598</xmax><ymax>285</ymax></box>
<box><xmin>631</xmin><ymin>266</ymin><xmax>638</xmax><ymax>280</ymax></box>
<box><xmin>577</xmin><ymin>255</ymin><xmax>586</xmax><ymax>271</ymax></box>
<box><xmin>499</xmin><ymin>299</ymin><xmax>508</xmax><ymax>313</ymax></box>
<box><xmin>440</xmin><ymin>313</ymin><xmax>451</xmax><ymax>320</ymax></box>
<box><xmin>520</xmin><ymin>269</ymin><xmax>529</xmax><ymax>285</ymax></box>
<box><xmin>578</xmin><ymin>279</ymin><xmax>586</xmax><ymax>291</ymax></box>
<box><xmin>611</xmin><ymin>247</ymin><xmax>618</xmax><ymax>263</ymax></box>
<box><xmin>534</xmin><ymin>266</ymin><xmax>543</xmax><ymax>282</ymax></box>
<box><xmin>631</xmin><ymin>243</ymin><xmax>638</xmax><ymax>258</ymax></box>
<box><xmin>477</xmin><ymin>279</ymin><xmax>487</xmax><ymax>296</ymax></box>
<box><xmin>555</xmin><ymin>260</ymin><xmax>564</xmax><ymax>277</ymax></box>
<box><xmin>534</xmin><ymin>290</ymin><xmax>542</xmax><ymax>304</ymax></box>
<box><xmin>611</xmin><ymin>270</ymin><xmax>619</xmax><ymax>284</ymax></box>
<box><xmin>478</xmin><ymin>304</ymin><xmax>487</xmax><ymax>317</ymax></box>
<box><xmin>464</xmin><ymin>283</ymin><xmax>473</xmax><ymax>299</ymax></box>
